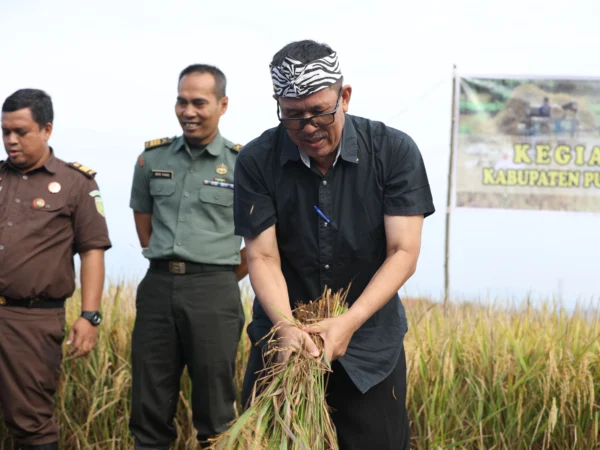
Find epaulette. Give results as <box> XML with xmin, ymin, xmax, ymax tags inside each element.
<box><xmin>145</xmin><ymin>136</ymin><xmax>176</xmax><ymax>151</ymax></box>
<box><xmin>67</xmin><ymin>162</ymin><xmax>96</xmax><ymax>179</ymax></box>
<box><xmin>230</xmin><ymin>143</ymin><xmax>243</xmax><ymax>152</ymax></box>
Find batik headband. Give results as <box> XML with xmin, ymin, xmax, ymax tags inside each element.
<box><xmin>270</xmin><ymin>51</ymin><xmax>342</xmax><ymax>98</ymax></box>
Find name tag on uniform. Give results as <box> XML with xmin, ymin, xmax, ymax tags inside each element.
<box><xmin>152</xmin><ymin>170</ymin><xmax>173</xmax><ymax>179</ymax></box>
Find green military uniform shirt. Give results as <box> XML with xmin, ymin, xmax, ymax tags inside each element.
<box><xmin>129</xmin><ymin>132</ymin><xmax>242</xmax><ymax>265</ymax></box>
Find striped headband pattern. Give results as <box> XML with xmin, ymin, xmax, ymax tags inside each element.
<box><xmin>270</xmin><ymin>52</ymin><xmax>342</xmax><ymax>98</ymax></box>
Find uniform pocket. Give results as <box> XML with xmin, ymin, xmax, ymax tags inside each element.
<box><xmin>28</xmin><ymin>200</ymin><xmax>70</xmax><ymax>235</ymax></box>
<box><xmin>196</xmin><ymin>186</ymin><xmax>235</xmax><ymax>234</ymax></box>
<box><xmin>199</xmin><ymin>186</ymin><xmax>234</xmax><ymax>207</ymax></box>
<box><xmin>150</xmin><ymin>179</ymin><xmax>176</xmax><ymax>196</ymax></box>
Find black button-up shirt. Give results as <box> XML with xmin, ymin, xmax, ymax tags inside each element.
<box><xmin>234</xmin><ymin>114</ymin><xmax>435</xmax><ymax>392</ymax></box>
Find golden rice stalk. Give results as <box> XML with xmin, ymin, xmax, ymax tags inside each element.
<box><xmin>207</xmin><ymin>286</ymin><xmax>350</xmax><ymax>450</ymax></box>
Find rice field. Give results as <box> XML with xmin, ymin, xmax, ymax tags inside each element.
<box><xmin>1</xmin><ymin>281</ymin><xmax>599</xmax><ymax>449</ymax></box>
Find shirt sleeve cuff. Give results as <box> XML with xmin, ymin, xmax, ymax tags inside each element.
<box><xmin>129</xmin><ymin>199</ymin><xmax>152</xmax><ymax>214</ymax></box>
<box><xmin>75</xmin><ymin>238</ymin><xmax>113</xmax><ymax>254</ymax></box>
<box><xmin>384</xmin><ymin>202</ymin><xmax>436</xmax><ymax>218</ymax></box>
<box><xmin>235</xmin><ymin>216</ymin><xmax>277</xmax><ymax>238</ymax></box>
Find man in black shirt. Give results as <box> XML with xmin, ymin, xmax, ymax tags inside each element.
<box><xmin>234</xmin><ymin>39</ymin><xmax>435</xmax><ymax>450</ymax></box>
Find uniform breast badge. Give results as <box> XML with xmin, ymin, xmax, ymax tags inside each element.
<box><xmin>216</xmin><ymin>163</ymin><xmax>228</xmax><ymax>175</ymax></box>
<box><xmin>203</xmin><ymin>179</ymin><xmax>234</xmax><ymax>189</ymax></box>
<box><xmin>48</xmin><ymin>182</ymin><xmax>61</xmax><ymax>193</ymax></box>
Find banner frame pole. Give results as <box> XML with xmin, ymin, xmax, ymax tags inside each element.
<box><xmin>444</xmin><ymin>65</ymin><xmax>459</xmax><ymax>313</ymax></box>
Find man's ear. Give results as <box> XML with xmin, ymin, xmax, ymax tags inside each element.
<box><xmin>42</xmin><ymin>122</ymin><xmax>53</xmax><ymax>141</ymax></box>
<box><xmin>219</xmin><ymin>96</ymin><xmax>229</xmax><ymax>116</ymax></box>
<box><xmin>341</xmin><ymin>85</ymin><xmax>352</xmax><ymax>113</ymax></box>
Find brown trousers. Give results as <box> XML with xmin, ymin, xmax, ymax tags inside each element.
<box><xmin>0</xmin><ymin>306</ymin><xmax>65</xmax><ymax>446</ymax></box>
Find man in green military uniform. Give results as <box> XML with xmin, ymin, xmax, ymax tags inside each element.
<box><xmin>128</xmin><ymin>64</ymin><xmax>247</xmax><ymax>449</ymax></box>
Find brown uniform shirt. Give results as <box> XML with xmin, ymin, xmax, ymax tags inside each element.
<box><xmin>0</xmin><ymin>150</ymin><xmax>111</xmax><ymax>300</ymax></box>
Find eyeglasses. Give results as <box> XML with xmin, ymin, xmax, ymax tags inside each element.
<box><xmin>276</xmin><ymin>88</ymin><xmax>342</xmax><ymax>130</ymax></box>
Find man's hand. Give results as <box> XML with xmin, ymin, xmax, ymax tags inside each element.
<box><xmin>304</xmin><ymin>314</ymin><xmax>358</xmax><ymax>364</ymax></box>
<box><xmin>66</xmin><ymin>317</ymin><xmax>99</xmax><ymax>358</ymax></box>
<box><xmin>235</xmin><ymin>247</ymin><xmax>249</xmax><ymax>281</ymax></box>
<box><xmin>275</xmin><ymin>324</ymin><xmax>320</xmax><ymax>363</ymax></box>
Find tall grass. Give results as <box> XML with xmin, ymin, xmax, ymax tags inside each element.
<box><xmin>1</xmin><ymin>284</ymin><xmax>599</xmax><ymax>449</ymax></box>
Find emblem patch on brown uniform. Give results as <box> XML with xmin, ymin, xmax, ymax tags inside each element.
<box><xmin>216</xmin><ymin>163</ymin><xmax>228</xmax><ymax>175</ymax></box>
<box><xmin>33</xmin><ymin>198</ymin><xmax>46</xmax><ymax>209</ymax></box>
<box><xmin>89</xmin><ymin>190</ymin><xmax>105</xmax><ymax>217</ymax></box>
<box><xmin>48</xmin><ymin>182</ymin><xmax>61</xmax><ymax>194</ymax></box>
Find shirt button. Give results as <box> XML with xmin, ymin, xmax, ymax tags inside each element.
<box><xmin>214</xmin><ymin>195</ymin><xmax>219</xmax><ymax>200</ymax></box>
<box><xmin>180</xmin><ymin>217</ymin><xmax>186</xmax><ymax>222</ymax></box>
<box><xmin>22</xmin><ymin>175</ymin><xmax>28</xmax><ymax>180</ymax></box>
<box><xmin>176</xmin><ymin>241</ymin><xmax>182</xmax><ymax>246</ymax></box>
<box><xmin>184</xmin><ymin>192</ymin><xmax>190</xmax><ymax>197</ymax></box>
<box><xmin>7</xmin><ymin>222</ymin><xmax>12</xmax><ymax>227</ymax></box>
<box><xmin>0</xmin><ymin>245</ymin><xmax>4</xmax><ymax>251</ymax></box>
<box><xmin>324</xmin><ymin>222</ymin><xmax>328</xmax><ymax>227</ymax></box>
<box><xmin>15</xmin><ymin>199</ymin><xmax>20</xmax><ymax>203</ymax></box>
<box><xmin>322</xmin><ymin>180</ymin><xmax>327</xmax><ymax>186</ymax></box>
<box><xmin>189</xmin><ymin>168</ymin><xmax>195</xmax><ymax>173</ymax></box>
<box><xmin>324</xmin><ymin>264</ymin><xmax>330</xmax><ymax>270</ymax></box>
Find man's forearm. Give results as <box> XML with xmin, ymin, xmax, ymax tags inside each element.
<box><xmin>79</xmin><ymin>249</ymin><xmax>105</xmax><ymax>311</ymax></box>
<box><xmin>133</xmin><ymin>211</ymin><xmax>152</xmax><ymax>248</ymax></box>
<box><xmin>248</xmin><ymin>257</ymin><xmax>294</xmax><ymax>327</ymax></box>
<box><xmin>138</xmin><ymin>233</ymin><xmax>151</xmax><ymax>249</ymax></box>
<box><xmin>345</xmin><ymin>249</ymin><xmax>418</xmax><ymax>331</ymax></box>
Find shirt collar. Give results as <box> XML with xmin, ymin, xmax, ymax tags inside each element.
<box><xmin>280</xmin><ymin>114</ymin><xmax>359</xmax><ymax>167</ymax></box>
<box><xmin>176</xmin><ymin>131</ymin><xmax>223</xmax><ymax>157</ymax></box>
<box><xmin>298</xmin><ymin>143</ymin><xmax>342</xmax><ymax>168</ymax></box>
<box><xmin>43</xmin><ymin>148</ymin><xmax>59</xmax><ymax>174</ymax></box>
<box><xmin>2</xmin><ymin>147</ymin><xmax>59</xmax><ymax>174</ymax></box>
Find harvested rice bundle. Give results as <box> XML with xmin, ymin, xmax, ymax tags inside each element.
<box><xmin>208</xmin><ymin>286</ymin><xmax>350</xmax><ymax>450</ymax></box>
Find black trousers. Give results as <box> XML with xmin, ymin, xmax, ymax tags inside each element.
<box><xmin>129</xmin><ymin>268</ymin><xmax>244</xmax><ymax>449</ymax></box>
<box><xmin>242</xmin><ymin>333</ymin><xmax>410</xmax><ymax>450</ymax></box>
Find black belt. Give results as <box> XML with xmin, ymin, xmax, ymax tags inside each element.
<box><xmin>0</xmin><ymin>296</ymin><xmax>66</xmax><ymax>308</ymax></box>
<box><xmin>149</xmin><ymin>259</ymin><xmax>235</xmax><ymax>275</ymax></box>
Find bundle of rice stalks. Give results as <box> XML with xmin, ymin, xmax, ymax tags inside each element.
<box><xmin>208</xmin><ymin>286</ymin><xmax>350</xmax><ymax>450</ymax></box>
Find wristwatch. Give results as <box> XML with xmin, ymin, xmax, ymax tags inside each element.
<box><xmin>81</xmin><ymin>310</ymin><xmax>102</xmax><ymax>326</ymax></box>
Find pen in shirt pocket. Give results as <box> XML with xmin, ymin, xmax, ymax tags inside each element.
<box><xmin>314</xmin><ymin>205</ymin><xmax>336</xmax><ymax>229</ymax></box>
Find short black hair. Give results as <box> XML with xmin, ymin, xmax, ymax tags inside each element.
<box><xmin>271</xmin><ymin>39</ymin><xmax>334</xmax><ymax>66</ymax></box>
<box><xmin>178</xmin><ymin>64</ymin><xmax>227</xmax><ymax>99</ymax></box>
<box><xmin>2</xmin><ymin>88</ymin><xmax>54</xmax><ymax>128</ymax></box>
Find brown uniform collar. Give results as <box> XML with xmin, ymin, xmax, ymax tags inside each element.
<box><xmin>42</xmin><ymin>148</ymin><xmax>59</xmax><ymax>174</ymax></box>
<box><xmin>1</xmin><ymin>147</ymin><xmax>59</xmax><ymax>174</ymax></box>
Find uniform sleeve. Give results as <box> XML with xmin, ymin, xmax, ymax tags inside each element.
<box><xmin>233</xmin><ymin>153</ymin><xmax>277</xmax><ymax>237</ymax></box>
<box><xmin>383</xmin><ymin>134</ymin><xmax>435</xmax><ymax>217</ymax></box>
<box><xmin>73</xmin><ymin>178</ymin><xmax>112</xmax><ymax>254</ymax></box>
<box><xmin>129</xmin><ymin>154</ymin><xmax>152</xmax><ymax>214</ymax></box>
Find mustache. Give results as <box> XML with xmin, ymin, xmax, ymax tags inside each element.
<box><xmin>298</xmin><ymin>131</ymin><xmax>327</xmax><ymax>140</ymax></box>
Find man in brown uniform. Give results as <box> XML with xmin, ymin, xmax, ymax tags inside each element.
<box><xmin>0</xmin><ymin>88</ymin><xmax>112</xmax><ymax>450</ymax></box>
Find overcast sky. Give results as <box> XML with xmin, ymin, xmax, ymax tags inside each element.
<box><xmin>2</xmin><ymin>0</ymin><xmax>599</xmax><ymax>307</ymax></box>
